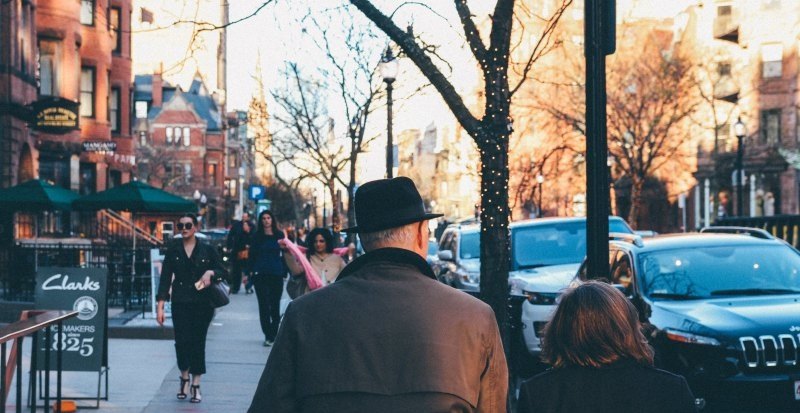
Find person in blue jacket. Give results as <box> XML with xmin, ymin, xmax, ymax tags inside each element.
<box><xmin>248</xmin><ymin>210</ymin><xmax>286</xmax><ymax>346</ymax></box>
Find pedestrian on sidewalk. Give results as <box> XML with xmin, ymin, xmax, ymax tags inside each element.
<box><xmin>156</xmin><ymin>213</ymin><xmax>227</xmax><ymax>404</ymax></box>
<box><xmin>226</xmin><ymin>211</ymin><xmax>252</xmax><ymax>294</ymax></box>
<box><xmin>517</xmin><ymin>281</ymin><xmax>697</xmax><ymax>413</ymax></box>
<box><xmin>280</xmin><ymin>228</ymin><xmax>347</xmax><ymax>296</ymax></box>
<box><xmin>248</xmin><ymin>177</ymin><xmax>508</xmax><ymax>413</ymax></box>
<box><xmin>248</xmin><ymin>210</ymin><xmax>287</xmax><ymax>346</ymax></box>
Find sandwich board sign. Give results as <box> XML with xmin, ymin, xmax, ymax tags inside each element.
<box><xmin>35</xmin><ymin>267</ymin><xmax>107</xmax><ymax>372</ymax></box>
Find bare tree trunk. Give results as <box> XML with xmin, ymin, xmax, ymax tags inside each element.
<box><xmin>627</xmin><ymin>176</ymin><xmax>645</xmax><ymax>229</ymax></box>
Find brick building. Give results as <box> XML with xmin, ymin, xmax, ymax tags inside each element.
<box><xmin>134</xmin><ymin>72</ymin><xmax>226</xmax><ymax>228</ymax></box>
<box><xmin>680</xmin><ymin>0</ymin><xmax>800</xmax><ymax>221</ymax></box>
<box><xmin>0</xmin><ymin>0</ymin><xmax>133</xmax><ymax>239</ymax></box>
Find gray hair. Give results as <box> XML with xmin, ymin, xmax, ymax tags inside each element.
<box><xmin>359</xmin><ymin>224</ymin><xmax>415</xmax><ymax>251</ymax></box>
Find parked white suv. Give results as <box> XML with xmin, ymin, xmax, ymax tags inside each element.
<box><xmin>508</xmin><ymin>217</ymin><xmax>634</xmax><ymax>359</ymax></box>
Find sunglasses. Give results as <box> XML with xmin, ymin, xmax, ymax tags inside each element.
<box><xmin>176</xmin><ymin>222</ymin><xmax>194</xmax><ymax>230</ymax></box>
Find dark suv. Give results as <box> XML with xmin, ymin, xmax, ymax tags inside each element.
<box><xmin>577</xmin><ymin>229</ymin><xmax>800</xmax><ymax>411</ymax></box>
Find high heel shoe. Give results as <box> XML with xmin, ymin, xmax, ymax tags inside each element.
<box><xmin>190</xmin><ymin>384</ymin><xmax>202</xmax><ymax>403</ymax></box>
<box><xmin>176</xmin><ymin>377</ymin><xmax>189</xmax><ymax>400</ymax></box>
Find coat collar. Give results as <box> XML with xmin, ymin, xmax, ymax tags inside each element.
<box><xmin>336</xmin><ymin>247</ymin><xmax>436</xmax><ymax>281</ymax></box>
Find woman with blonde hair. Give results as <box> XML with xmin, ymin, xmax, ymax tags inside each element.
<box><xmin>518</xmin><ymin>281</ymin><xmax>697</xmax><ymax>413</ymax></box>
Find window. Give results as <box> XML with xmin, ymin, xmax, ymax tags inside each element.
<box><xmin>165</xmin><ymin>127</ymin><xmax>173</xmax><ymax>144</ymax></box>
<box><xmin>610</xmin><ymin>252</ymin><xmax>633</xmax><ymax>290</ymax></box>
<box><xmin>796</xmin><ymin>109</ymin><xmax>800</xmax><ymax>143</ymax></box>
<box><xmin>183</xmin><ymin>127</ymin><xmax>190</xmax><ymax>146</ymax></box>
<box><xmin>174</xmin><ymin>127</ymin><xmax>182</xmax><ymax>146</ymax></box>
<box><xmin>110</xmin><ymin>7</ymin><xmax>121</xmax><ymax>53</ymax></box>
<box><xmin>80</xmin><ymin>0</ymin><xmax>94</xmax><ymax>25</ymax></box>
<box><xmin>79</xmin><ymin>163</ymin><xmax>96</xmax><ymax>195</ymax></box>
<box><xmin>135</xmin><ymin>101</ymin><xmax>148</xmax><ymax>119</ymax></box>
<box><xmin>229</xmin><ymin>154</ymin><xmax>237</xmax><ymax>169</ymax></box>
<box><xmin>109</xmin><ymin>87</ymin><xmax>120</xmax><ymax>133</ymax></box>
<box><xmin>717</xmin><ymin>5</ymin><xmax>732</xmax><ymax>17</ymax></box>
<box><xmin>717</xmin><ymin>61</ymin><xmax>732</xmax><ymax>77</ymax></box>
<box><xmin>183</xmin><ymin>163</ymin><xmax>191</xmax><ymax>184</ymax></box>
<box><xmin>207</xmin><ymin>164</ymin><xmax>218</xmax><ymax>187</ymax></box>
<box><xmin>38</xmin><ymin>40</ymin><xmax>60</xmax><ymax>96</ymax></box>
<box><xmin>80</xmin><ymin>67</ymin><xmax>95</xmax><ymax>117</ymax></box>
<box><xmin>139</xmin><ymin>131</ymin><xmax>147</xmax><ymax>146</ymax></box>
<box><xmin>761</xmin><ymin>43</ymin><xmax>783</xmax><ymax>78</ymax></box>
<box><xmin>715</xmin><ymin>122</ymin><xmax>731</xmax><ymax>152</ymax></box>
<box><xmin>761</xmin><ymin>109</ymin><xmax>781</xmax><ymax>146</ymax></box>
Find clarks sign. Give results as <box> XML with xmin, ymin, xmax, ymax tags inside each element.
<box><xmin>30</xmin><ymin>97</ymin><xmax>80</xmax><ymax>134</ymax></box>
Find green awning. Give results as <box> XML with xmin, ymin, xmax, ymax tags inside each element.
<box><xmin>0</xmin><ymin>179</ymin><xmax>80</xmax><ymax>212</ymax></box>
<box><xmin>73</xmin><ymin>180</ymin><xmax>196</xmax><ymax>213</ymax></box>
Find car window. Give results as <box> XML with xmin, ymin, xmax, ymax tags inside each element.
<box><xmin>513</xmin><ymin>221</ymin><xmax>587</xmax><ymax>269</ymax></box>
<box><xmin>460</xmin><ymin>232</ymin><xmax>480</xmax><ymax>259</ymax></box>
<box><xmin>610</xmin><ymin>252</ymin><xmax>633</xmax><ymax>291</ymax></box>
<box><xmin>439</xmin><ymin>231</ymin><xmax>454</xmax><ymax>252</ymax></box>
<box><xmin>609</xmin><ymin>218</ymin><xmax>634</xmax><ymax>234</ymax></box>
<box><xmin>638</xmin><ymin>244</ymin><xmax>800</xmax><ymax>299</ymax></box>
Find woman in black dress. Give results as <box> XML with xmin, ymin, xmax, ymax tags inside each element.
<box><xmin>156</xmin><ymin>214</ymin><xmax>226</xmax><ymax>403</ymax></box>
<box><xmin>248</xmin><ymin>210</ymin><xmax>286</xmax><ymax>346</ymax></box>
<box><xmin>517</xmin><ymin>281</ymin><xmax>697</xmax><ymax>413</ymax></box>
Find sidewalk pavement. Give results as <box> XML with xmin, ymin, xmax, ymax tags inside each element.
<box><xmin>7</xmin><ymin>288</ymin><xmax>285</xmax><ymax>413</ymax></box>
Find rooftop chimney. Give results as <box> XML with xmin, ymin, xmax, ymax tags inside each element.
<box><xmin>152</xmin><ymin>64</ymin><xmax>163</xmax><ymax>107</ymax></box>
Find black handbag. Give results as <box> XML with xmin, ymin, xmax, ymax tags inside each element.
<box><xmin>286</xmin><ymin>273</ymin><xmax>307</xmax><ymax>300</ymax></box>
<box><xmin>208</xmin><ymin>280</ymin><xmax>231</xmax><ymax>308</ymax></box>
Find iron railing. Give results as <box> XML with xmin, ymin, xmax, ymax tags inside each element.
<box><xmin>0</xmin><ymin>310</ymin><xmax>77</xmax><ymax>413</ymax></box>
<box><xmin>0</xmin><ymin>242</ymin><xmax>155</xmax><ymax>311</ymax></box>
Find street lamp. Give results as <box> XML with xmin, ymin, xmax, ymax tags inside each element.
<box><xmin>734</xmin><ymin>117</ymin><xmax>746</xmax><ymax>217</ymax></box>
<box><xmin>193</xmin><ymin>190</ymin><xmax>208</xmax><ymax>229</ymax></box>
<box><xmin>380</xmin><ymin>46</ymin><xmax>399</xmax><ymax>179</ymax></box>
<box><xmin>536</xmin><ymin>174</ymin><xmax>544</xmax><ymax>217</ymax></box>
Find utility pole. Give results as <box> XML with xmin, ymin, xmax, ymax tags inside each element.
<box><xmin>585</xmin><ymin>0</ymin><xmax>616</xmax><ymax>281</ymax></box>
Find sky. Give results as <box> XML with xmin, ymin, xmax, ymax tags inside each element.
<box><xmin>134</xmin><ymin>0</ymin><xmax>698</xmax><ymax>183</ymax></box>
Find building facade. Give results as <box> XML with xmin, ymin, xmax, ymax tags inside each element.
<box><xmin>0</xmin><ymin>0</ymin><xmax>133</xmax><ymax>240</ymax></box>
<box><xmin>224</xmin><ymin>110</ymin><xmax>255</xmax><ymax>225</ymax></box>
<box><xmin>134</xmin><ymin>73</ymin><xmax>226</xmax><ymax>228</ymax></box>
<box><xmin>681</xmin><ymin>0</ymin><xmax>800</xmax><ymax>221</ymax></box>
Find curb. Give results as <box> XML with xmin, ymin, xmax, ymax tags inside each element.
<box><xmin>108</xmin><ymin>325</ymin><xmax>174</xmax><ymax>340</ymax></box>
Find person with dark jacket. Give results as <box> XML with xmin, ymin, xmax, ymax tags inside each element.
<box><xmin>248</xmin><ymin>177</ymin><xmax>508</xmax><ymax>413</ymax></box>
<box><xmin>225</xmin><ymin>212</ymin><xmax>252</xmax><ymax>293</ymax></box>
<box><xmin>248</xmin><ymin>210</ymin><xmax>286</xmax><ymax>346</ymax></box>
<box><xmin>156</xmin><ymin>213</ymin><xmax>227</xmax><ymax>404</ymax></box>
<box><xmin>517</xmin><ymin>281</ymin><xmax>697</xmax><ymax>413</ymax></box>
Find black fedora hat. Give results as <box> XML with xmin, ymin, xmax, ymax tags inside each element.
<box><xmin>342</xmin><ymin>177</ymin><xmax>443</xmax><ymax>233</ymax></box>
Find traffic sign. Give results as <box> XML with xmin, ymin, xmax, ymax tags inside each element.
<box><xmin>249</xmin><ymin>185</ymin><xmax>266</xmax><ymax>200</ymax></box>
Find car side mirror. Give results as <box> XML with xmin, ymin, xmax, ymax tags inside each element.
<box><xmin>438</xmin><ymin>250</ymin><xmax>454</xmax><ymax>261</ymax></box>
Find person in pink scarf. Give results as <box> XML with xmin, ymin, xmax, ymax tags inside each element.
<box><xmin>279</xmin><ymin>228</ymin><xmax>350</xmax><ymax>296</ymax></box>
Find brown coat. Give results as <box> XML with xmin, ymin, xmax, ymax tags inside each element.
<box><xmin>248</xmin><ymin>248</ymin><xmax>508</xmax><ymax>413</ymax></box>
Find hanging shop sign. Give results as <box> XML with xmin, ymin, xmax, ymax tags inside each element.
<box><xmin>29</xmin><ymin>97</ymin><xmax>80</xmax><ymax>134</ymax></box>
<box><xmin>82</xmin><ymin>141</ymin><xmax>117</xmax><ymax>153</ymax></box>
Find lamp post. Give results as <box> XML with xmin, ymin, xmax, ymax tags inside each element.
<box><xmin>380</xmin><ymin>46</ymin><xmax>398</xmax><ymax>179</ymax></box>
<box><xmin>238</xmin><ymin>166</ymin><xmax>245</xmax><ymax>219</ymax></box>
<box><xmin>536</xmin><ymin>174</ymin><xmax>544</xmax><ymax>217</ymax></box>
<box><xmin>193</xmin><ymin>189</ymin><xmax>208</xmax><ymax>229</ymax></box>
<box><xmin>734</xmin><ymin>117</ymin><xmax>746</xmax><ymax>217</ymax></box>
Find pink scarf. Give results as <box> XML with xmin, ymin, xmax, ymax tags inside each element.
<box><xmin>278</xmin><ymin>236</ymin><xmax>350</xmax><ymax>291</ymax></box>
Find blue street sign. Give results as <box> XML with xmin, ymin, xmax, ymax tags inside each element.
<box><xmin>249</xmin><ymin>185</ymin><xmax>266</xmax><ymax>200</ymax></box>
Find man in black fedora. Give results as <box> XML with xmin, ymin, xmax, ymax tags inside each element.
<box><xmin>248</xmin><ymin>177</ymin><xmax>508</xmax><ymax>413</ymax></box>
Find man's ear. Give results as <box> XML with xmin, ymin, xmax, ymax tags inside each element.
<box><xmin>416</xmin><ymin>222</ymin><xmax>426</xmax><ymax>250</ymax></box>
